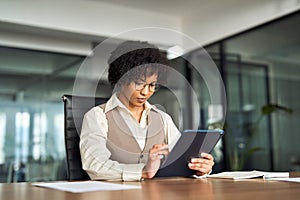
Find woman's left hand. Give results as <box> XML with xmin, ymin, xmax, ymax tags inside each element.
<box><xmin>188</xmin><ymin>152</ymin><xmax>214</xmax><ymax>176</ymax></box>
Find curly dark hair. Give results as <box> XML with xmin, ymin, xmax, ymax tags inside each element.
<box><xmin>108</xmin><ymin>40</ymin><xmax>168</xmax><ymax>89</ymax></box>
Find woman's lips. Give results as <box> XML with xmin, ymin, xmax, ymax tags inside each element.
<box><xmin>137</xmin><ymin>98</ymin><xmax>146</xmax><ymax>103</ymax></box>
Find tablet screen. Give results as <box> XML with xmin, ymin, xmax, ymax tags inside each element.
<box><xmin>155</xmin><ymin>129</ymin><xmax>224</xmax><ymax>178</ymax></box>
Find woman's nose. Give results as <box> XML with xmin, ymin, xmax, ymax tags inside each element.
<box><xmin>140</xmin><ymin>85</ymin><xmax>150</xmax><ymax>94</ymax></box>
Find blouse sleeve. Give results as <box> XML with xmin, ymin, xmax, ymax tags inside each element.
<box><xmin>79</xmin><ymin>106</ymin><xmax>145</xmax><ymax>181</ymax></box>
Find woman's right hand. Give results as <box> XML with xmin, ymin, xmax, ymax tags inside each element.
<box><xmin>142</xmin><ymin>144</ymin><xmax>169</xmax><ymax>179</ymax></box>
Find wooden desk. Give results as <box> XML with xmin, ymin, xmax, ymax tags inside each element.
<box><xmin>1</xmin><ymin>177</ymin><xmax>300</xmax><ymax>200</ymax></box>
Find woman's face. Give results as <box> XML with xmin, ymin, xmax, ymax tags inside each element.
<box><xmin>118</xmin><ymin>73</ymin><xmax>158</xmax><ymax>110</ymax></box>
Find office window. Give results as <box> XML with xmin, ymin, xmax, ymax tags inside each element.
<box><xmin>15</xmin><ymin>112</ymin><xmax>30</xmax><ymax>164</ymax></box>
<box><xmin>0</xmin><ymin>47</ymin><xmax>85</xmax><ymax>182</ymax></box>
<box><xmin>54</xmin><ymin>113</ymin><xmax>65</xmax><ymax>160</ymax></box>
<box><xmin>32</xmin><ymin>112</ymin><xmax>47</xmax><ymax>160</ymax></box>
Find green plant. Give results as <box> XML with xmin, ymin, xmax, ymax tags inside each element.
<box><xmin>228</xmin><ymin>104</ymin><xmax>293</xmax><ymax>171</ymax></box>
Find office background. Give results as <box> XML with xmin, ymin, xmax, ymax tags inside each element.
<box><xmin>0</xmin><ymin>0</ymin><xmax>299</xmax><ymax>182</ymax></box>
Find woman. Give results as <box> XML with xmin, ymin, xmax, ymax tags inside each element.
<box><xmin>80</xmin><ymin>40</ymin><xmax>214</xmax><ymax>181</ymax></box>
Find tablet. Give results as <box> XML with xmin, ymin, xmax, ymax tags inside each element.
<box><xmin>154</xmin><ymin>129</ymin><xmax>224</xmax><ymax>178</ymax></box>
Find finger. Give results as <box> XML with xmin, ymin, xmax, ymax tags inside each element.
<box><xmin>157</xmin><ymin>149</ymin><xmax>169</xmax><ymax>159</ymax></box>
<box><xmin>150</xmin><ymin>154</ymin><xmax>163</xmax><ymax>161</ymax></box>
<box><xmin>149</xmin><ymin>144</ymin><xmax>169</xmax><ymax>161</ymax></box>
<box><xmin>200</xmin><ymin>153</ymin><xmax>214</xmax><ymax>161</ymax></box>
<box><xmin>153</xmin><ymin>144</ymin><xmax>169</xmax><ymax>151</ymax></box>
<box><xmin>188</xmin><ymin>163</ymin><xmax>211</xmax><ymax>174</ymax></box>
<box><xmin>158</xmin><ymin>148</ymin><xmax>169</xmax><ymax>155</ymax></box>
<box><xmin>149</xmin><ymin>147</ymin><xmax>169</xmax><ymax>156</ymax></box>
<box><xmin>190</xmin><ymin>158</ymin><xmax>214</xmax><ymax>166</ymax></box>
<box><xmin>149</xmin><ymin>152</ymin><xmax>159</xmax><ymax>161</ymax></box>
<box><xmin>150</xmin><ymin>150</ymin><xmax>169</xmax><ymax>160</ymax></box>
<box><xmin>189</xmin><ymin>158</ymin><xmax>214</xmax><ymax>172</ymax></box>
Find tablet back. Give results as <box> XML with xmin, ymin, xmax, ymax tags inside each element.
<box><xmin>155</xmin><ymin>130</ymin><xmax>224</xmax><ymax>178</ymax></box>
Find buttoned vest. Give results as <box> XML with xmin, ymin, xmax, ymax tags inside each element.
<box><xmin>100</xmin><ymin>104</ymin><xmax>165</xmax><ymax>164</ymax></box>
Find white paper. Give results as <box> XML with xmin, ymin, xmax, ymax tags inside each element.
<box><xmin>262</xmin><ymin>171</ymin><xmax>289</xmax><ymax>179</ymax></box>
<box><xmin>207</xmin><ymin>170</ymin><xmax>289</xmax><ymax>180</ymax></box>
<box><xmin>32</xmin><ymin>181</ymin><xmax>141</xmax><ymax>193</ymax></box>
<box><xmin>267</xmin><ymin>177</ymin><xmax>300</xmax><ymax>183</ymax></box>
<box><xmin>207</xmin><ymin>171</ymin><xmax>265</xmax><ymax>180</ymax></box>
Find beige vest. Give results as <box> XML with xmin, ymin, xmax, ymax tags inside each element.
<box><xmin>100</xmin><ymin>104</ymin><xmax>165</xmax><ymax>164</ymax></box>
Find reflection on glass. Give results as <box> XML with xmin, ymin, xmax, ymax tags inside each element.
<box><xmin>0</xmin><ymin>113</ymin><xmax>6</xmax><ymax>164</ymax></box>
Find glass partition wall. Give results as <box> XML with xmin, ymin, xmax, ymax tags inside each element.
<box><xmin>201</xmin><ymin>11</ymin><xmax>300</xmax><ymax>172</ymax></box>
<box><xmin>222</xmin><ymin>58</ymin><xmax>272</xmax><ymax>171</ymax></box>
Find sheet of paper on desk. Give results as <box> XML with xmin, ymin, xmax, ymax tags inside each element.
<box><xmin>207</xmin><ymin>170</ymin><xmax>289</xmax><ymax>180</ymax></box>
<box><xmin>207</xmin><ymin>171</ymin><xmax>265</xmax><ymax>179</ymax></box>
<box><xmin>267</xmin><ymin>177</ymin><xmax>300</xmax><ymax>183</ymax></box>
<box><xmin>32</xmin><ymin>181</ymin><xmax>141</xmax><ymax>193</ymax></box>
<box><xmin>262</xmin><ymin>171</ymin><xmax>290</xmax><ymax>179</ymax></box>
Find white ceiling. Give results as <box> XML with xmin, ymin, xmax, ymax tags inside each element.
<box><xmin>88</xmin><ymin>0</ymin><xmax>217</xmax><ymax>17</ymax></box>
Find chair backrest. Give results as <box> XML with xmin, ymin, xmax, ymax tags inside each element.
<box><xmin>62</xmin><ymin>94</ymin><xmax>108</xmax><ymax>180</ymax></box>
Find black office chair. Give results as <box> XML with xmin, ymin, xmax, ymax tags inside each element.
<box><xmin>62</xmin><ymin>94</ymin><xmax>108</xmax><ymax>180</ymax></box>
